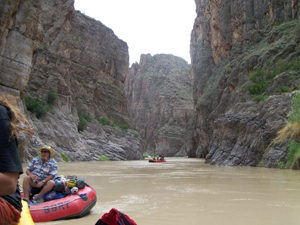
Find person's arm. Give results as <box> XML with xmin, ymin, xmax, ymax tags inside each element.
<box><xmin>0</xmin><ymin>171</ymin><xmax>19</xmax><ymax>195</ymax></box>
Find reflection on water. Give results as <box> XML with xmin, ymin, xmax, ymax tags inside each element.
<box><xmin>21</xmin><ymin>158</ymin><xmax>300</xmax><ymax>225</ymax></box>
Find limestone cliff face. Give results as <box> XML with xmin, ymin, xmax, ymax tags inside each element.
<box><xmin>0</xmin><ymin>0</ymin><xmax>143</xmax><ymax>161</ymax></box>
<box><xmin>187</xmin><ymin>0</ymin><xmax>300</xmax><ymax>167</ymax></box>
<box><xmin>125</xmin><ymin>54</ymin><xmax>194</xmax><ymax>156</ymax></box>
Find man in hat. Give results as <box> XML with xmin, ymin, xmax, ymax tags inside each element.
<box><xmin>22</xmin><ymin>145</ymin><xmax>58</xmax><ymax>202</ymax></box>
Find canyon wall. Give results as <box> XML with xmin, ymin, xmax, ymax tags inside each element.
<box><xmin>186</xmin><ymin>0</ymin><xmax>300</xmax><ymax>167</ymax></box>
<box><xmin>0</xmin><ymin>0</ymin><xmax>143</xmax><ymax>161</ymax></box>
<box><xmin>125</xmin><ymin>54</ymin><xmax>194</xmax><ymax>156</ymax></box>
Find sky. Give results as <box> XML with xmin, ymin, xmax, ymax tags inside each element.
<box><xmin>74</xmin><ymin>0</ymin><xmax>196</xmax><ymax>65</ymax></box>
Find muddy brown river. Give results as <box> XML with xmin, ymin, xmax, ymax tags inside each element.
<box><xmin>21</xmin><ymin>157</ymin><xmax>300</xmax><ymax>225</ymax></box>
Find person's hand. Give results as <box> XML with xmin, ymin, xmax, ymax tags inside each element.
<box><xmin>30</xmin><ymin>174</ymin><xmax>38</xmax><ymax>182</ymax></box>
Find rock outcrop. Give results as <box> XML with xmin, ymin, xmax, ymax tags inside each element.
<box><xmin>125</xmin><ymin>54</ymin><xmax>194</xmax><ymax>156</ymax></box>
<box><xmin>186</xmin><ymin>0</ymin><xmax>300</xmax><ymax>167</ymax></box>
<box><xmin>0</xmin><ymin>0</ymin><xmax>143</xmax><ymax>161</ymax></box>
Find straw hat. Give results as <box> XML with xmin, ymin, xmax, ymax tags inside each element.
<box><xmin>37</xmin><ymin>145</ymin><xmax>56</xmax><ymax>156</ymax></box>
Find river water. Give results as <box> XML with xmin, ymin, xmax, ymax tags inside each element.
<box><xmin>21</xmin><ymin>157</ymin><xmax>300</xmax><ymax>225</ymax></box>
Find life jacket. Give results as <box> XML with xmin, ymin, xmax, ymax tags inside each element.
<box><xmin>95</xmin><ymin>208</ymin><xmax>137</xmax><ymax>225</ymax></box>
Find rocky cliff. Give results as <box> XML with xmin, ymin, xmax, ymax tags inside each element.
<box><xmin>125</xmin><ymin>54</ymin><xmax>194</xmax><ymax>156</ymax></box>
<box><xmin>186</xmin><ymin>0</ymin><xmax>300</xmax><ymax>168</ymax></box>
<box><xmin>0</xmin><ymin>0</ymin><xmax>143</xmax><ymax>161</ymax></box>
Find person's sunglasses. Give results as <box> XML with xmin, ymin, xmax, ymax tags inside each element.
<box><xmin>41</xmin><ymin>150</ymin><xmax>50</xmax><ymax>153</ymax></box>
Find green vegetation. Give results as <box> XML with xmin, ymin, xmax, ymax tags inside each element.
<box><xmin>77</xmin><ymin>113</ymin><xmax>135</xmax><ymax>132</ymax></box>
<box><xmin>60</xmin><ymin>152</ymin><xmax>69</xmax><ymax>162</ymax></box>
<box><xmin>247</xmin><ymin>57</ymin><xmax>300</xmax><ymax>101</ymax></box>
<box><xmin>277</xmin><ymin>161</ymin><xmax>285</xmax><ymax>169</ymax></box>
<box><xmin>285</xmin><ymin>141</ymin><xmax>300</xmax><ymax>168</ymax></box>
<box><xmin>25</xmin><ymin>95</ymin><xmax>50</xmax><ymax>118</ymax></box>
<box><xmin>77</xmin><ymin>75</ymin><xmax>83</xmax><ymax>85</ymax></box>
<box><xmin>288</xmin><ymin>91</ymin><xmax>300</xmax><ymax>123</ymax></box>
<box><xmin>275</xmin><ymin>86</ymin><xmax>290</xmax><ymax>93</ymax></box>
<box><xmin>143</xmin><ymin>154</ymin><xmax>157</xmax><ymax>158</ymax></box>
<box><xmin>46</xmin><ymin>89</ymin><xmax>57</xmax><ymax>105</ymax></box>
<box><xmin>225</xmin><ymin>66</ymin><xmax>233</xmax><ymax>73</ymax></box>
<box><xmin>96</xmin><ymin>117</ymin><xmax>135</xmax><ymax>131</ymax></box>
<box><xmin>277</xmin><ymin>141</ymin><xmax>300</xmax><ymax>169</ymax></box>
<box><xmin>96</xmin><ymin>117</ymin><xmax>111</xmax><ymax>126</ymax></box>
<box><xmin>255</xmin><ymin>37</ymin><xmax>261</xmax><ymax>43</ymax></box>
<box><xmin>253</xmin><ymin>95</ymin><xmax>268</xmax><ymax>102</ymax></box>
<box><xmin>273</xmin><ymin>92</ymin><xmax>300</xmax><ymax>169</ymax></box>
<box><xmin>113</xmin><ymin>120</ymin><xmax>135</xmax><ymax>131</ymax></box>
<box><xmin>78</xmin><ymin>111</ymin><xmax>92</xmax><ymax>132</ymax></box>
<box><xmin>274</xmin><ymin>91</ymin><xmax>300</xmax><ymax>143</ymax></box>
<box><xmin>145</xmin><ymin>154</ymin><xmax>159</xmax><ymax>159</ymax></box>
<box><xmin>25</xmin><ymin>89</ymin><xmax>57</xmax><ymax>118</ymax></box>
<box><xmin>98</xmin><ymin>155</ymin><xmax>109</xmax><ymax>161</ymax></box>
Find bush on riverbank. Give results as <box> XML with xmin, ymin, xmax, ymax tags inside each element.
<box><xmin>274</xmin><ymin>91</ymin><xmax>300</xmax><ymax>168</ymax></box>
<box><xmin>60</xmin><ymin>152</ymin><xmax>69</xmax><ymax>162</ymax></box>
<box><xmin>99</xmin><ymin>155</ymin><xmax>109</xmax><ymax>161</ymax></box>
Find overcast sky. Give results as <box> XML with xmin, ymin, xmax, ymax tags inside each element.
<box><xmin>74</xmin><ymin>0</ymin><xmax>196</xmax><ymax>65</ymax></box>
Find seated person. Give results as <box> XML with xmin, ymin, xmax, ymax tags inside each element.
<box><xmin>22</xmin><ymin>145</ymin><xmax>58</xmax><ymax>202</ymax></box>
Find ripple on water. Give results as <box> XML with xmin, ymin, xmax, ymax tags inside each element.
<box><xmin>267</xmin><ymin>201</ymin><xmax>300</xmax><ymax>209</ymax></box>
<box><xmin>97</xmin><ymin>194</ymin><xmax>161</xmax><ymax>216</ymax></box>
<box><xmin>164</xmin><ymin>184</ymin><xmax>217</xmax><ymax>194</ymax></box>
<box><xmin>230</xmin><ymin>198</ymin><xmax>260</xmax><ymax>201</ymax></box>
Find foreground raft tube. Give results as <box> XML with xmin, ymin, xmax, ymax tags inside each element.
<box><xmin>18</xmin><ymin>200</ymin><xmax>34</xmax><ymax>225</ymax></box>
<box><xmin>148</xmin><ymin>159</ymin><xmax>166</xmax><ymax>163</ymax></box>
<box><xmin>29</xmin><ymin>184</ymin><xmax>97</xmax><ymax>222</ymax></box>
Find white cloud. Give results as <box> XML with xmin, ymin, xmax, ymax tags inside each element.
<box><xmin>74</xmin><ymin>0</ymin><xmax>196</xmax><ymax>65</ymax></box>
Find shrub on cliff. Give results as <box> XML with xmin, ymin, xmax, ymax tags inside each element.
<box><xmin>78</xmin><ymin>114</ymin><xmax>135</xmax><ymax>132</ymax></box>
<box><xmin>96</xmin><ymin>117</ymin><xmax>111</xmax><ymax>126</ymax></box>
<box><xmin>25</xmin><ymin>89</ymin><xmax>57</xmax><ymax>118</ymax></box>
<box><xmin>78</xmin><ymin>111</ymin><xmax>92</xmax><ymax>132</ymax></box>
<box><xmin>247</xmin><ymin>57</ymin><xmax>300</xmax><ymax>100</ymax></box>
<box><xmin>96</xmin><ymin>117</ymin><xmax>135</xmax><ymax>131</ymax></box>
<box><xmin>46</xmin><ymin>89</ymin><xmax>57</xmax><ymax>105</ymax></box>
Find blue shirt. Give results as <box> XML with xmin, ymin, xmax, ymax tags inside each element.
<box><xmin>27</xmin><ymin>157</ymin><xmax>58</xmax><ymax>182</ymax></box>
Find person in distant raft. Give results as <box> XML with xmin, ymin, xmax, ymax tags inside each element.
<box><xmin>0</xmin><ymin>94</ymin><xmax>34</xmax><ymax>224</ymax></box>
<box><xmin>22</xmin><ymin>145</ymin><xmax>58</xmax><ymax>202</ymax></box>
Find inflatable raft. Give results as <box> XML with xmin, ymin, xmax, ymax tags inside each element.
<box><xmin>149</xmin><ymin>159</ymin><xmax>166</xmax><ymax>163</ymax></box>
<box><xmin>18</xmin><ymin>200</ymin><xmax>34</xmax><ymax>225</ymax></box>
<box><xmin>28</xmin><ymin>184</ymin><xmax>97</xmax><ymax>222</ymax></box>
